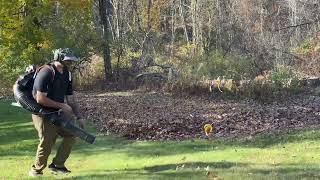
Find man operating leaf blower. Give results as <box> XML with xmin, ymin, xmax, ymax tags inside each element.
<box><xmin>13</xmin><ymin>48</ymin><xmax>95</xmax><ymax>177</ymax></box>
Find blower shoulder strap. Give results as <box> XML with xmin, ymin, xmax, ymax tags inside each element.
<box><xmin>33</xmin><ymin>64</ymin><xmax>55</xmax><ymax>82</ymax></box>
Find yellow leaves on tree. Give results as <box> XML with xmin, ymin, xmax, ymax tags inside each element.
<box><xmin>141</xmin><ymin>0</ymin><xmax>170</xmax><ymax>32</ymax></box>
<box><xmin>47</xmin><ymin>0</ymin><xmax>93</xmax><ymax>8</ymax></box>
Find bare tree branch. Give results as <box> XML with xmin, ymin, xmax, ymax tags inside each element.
<box><xmin>272</xmin><ymin>18</ymin><xmax>320</xmax><ymax>32</ymax></box>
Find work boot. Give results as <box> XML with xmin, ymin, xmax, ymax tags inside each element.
<box><xmin>48</xmin><ymin>163</ymin><xmax>71</xmax><ymax>174</ymax></box>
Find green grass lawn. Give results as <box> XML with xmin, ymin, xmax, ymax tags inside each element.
<box><xmin>0</xmin><ymin>100</ymin><xmax>320</xmax><ymax>180</ymax></box>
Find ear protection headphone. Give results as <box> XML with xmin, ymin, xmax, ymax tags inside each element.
<box><xmin>53</xmin><ymin>48</ymin><xmax>75</xmax><ymax>62</ymax></box>
<box><xmin>53</xmin><ymin>48</ymin><xmax>64</xmax><ymax>62</ymax></box>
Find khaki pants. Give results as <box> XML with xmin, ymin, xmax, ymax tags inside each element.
<box><xmin>31</xmin><ymin>112</ymin><xmax>76</xmax><ymax>172</ymax></box>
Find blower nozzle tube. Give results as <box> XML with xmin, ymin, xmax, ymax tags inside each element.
<box><xmin>13</xmin><ymin>84</ymin><xmax>96</xmax><ymax>144</ymax></box>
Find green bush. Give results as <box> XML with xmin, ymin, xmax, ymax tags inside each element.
<box><xmin>271</xmin><ymin>64</ymin><xmax>302</xmax><ymax>92</ymax></box>
<box><xmin>240</xmin><ymin>65</ymin><xmax>303</xmax><ymax>102</ymax></box>
<box><xmin>295</xmin><ymin>40</ymin><xmax>312</xmax><ymax>55</ymax></box>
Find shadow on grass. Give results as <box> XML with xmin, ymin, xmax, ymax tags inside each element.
<box><xmin>143</xmin><ymin>161</ymin><xmax>248</xmax><ymax>172</ymax></box>
<box><xmin>0</xmin><ymin>125</ymin><xmax>36</xmax><ymax>145</ymax></box>
<box><xmin>248</xmin><ymin>165</ymin><xmax>320</xmax><ymax>179</ymax></box>
<box><xmin>74</xmin><ymin>136</ymin><xmax>220</xmax><ymax>158</ymax></box>
<box><xmin>0</xmin><ymin>101</ymin><xmax>39</xmax><ymax>157</ymax></box>
<box><xmin>64</xmin><ymin>171</ymin><xmax>208</xmax><ymax>180</ymax></box>
<box><xmin>72</xmin><ymin>135</ymin><xmax>134</xmax><ymax>155</ymax></box>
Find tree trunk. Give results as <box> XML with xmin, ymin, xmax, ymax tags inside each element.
<box><xmin>191</xmin><ymin>0</ymin><xmax>197</xmax><ymax>44</ymax></box>
<box><xmin>98</xmin><ymin>0</ymin><xmax>113</xmax><ymax>83</ymax></box>
<box><xmin>170</xmin><ymin>0</ymin><xmax>176</xmax><ymax>58</ymax></box>
<box><xmin>179</xmin><ymin>0</ymin><xmax>189</xmax><ymax>43</ymax></box>
<box><xmin>147</xmin><ymin>0</ymin><xmax>152</xmax><ymax>30</ymax></box>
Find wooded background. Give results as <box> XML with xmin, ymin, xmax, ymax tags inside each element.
<box><xmin>1</xmin><ymin>0</ymin><xmax>319</xmax><ymax>96</ymax></box>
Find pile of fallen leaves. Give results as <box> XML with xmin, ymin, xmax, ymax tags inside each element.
<box><xmin>78</xmin><ymin>91</ymin><xmax>320</xmax><ymax>140</ymax></box>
